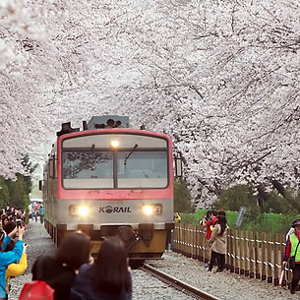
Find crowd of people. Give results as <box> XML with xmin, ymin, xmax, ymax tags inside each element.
<box><xmin>2</xmin><ymin>203</ymin><xmax>300</xmax><ymax>298</ymax></box>
<box><xmin>200</xmin><ymin>209</ymin><xmax>227</xmax><ymax>272</ymax></box>
<box><xmin>29</xmin><ymin>203</ymin><xmax>44</xmax><ymax>224</ymax></box>
<box><xmin>29</xmin><ymin>231</ymin><xmax>132</xmax><ymax>300</ymax></box>
<box><xmin>0</xmin><ymin>205</ymin><xmax>27</xmax><ymax>300</ymax></box>
<box><xmin>0</xmin><ymin>205</ymin><xmax>231</xmax><ymax>299</ymax></box>
<box><xmin>0</xmin><ymin>204</ymin><xmax>132</xmax><ymax>300</ymax></box>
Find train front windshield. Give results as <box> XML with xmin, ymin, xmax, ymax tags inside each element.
<box><xmin>62</xmin><ymin>149</ymin><xmax>168</xmax><ymax>189</ymax></box>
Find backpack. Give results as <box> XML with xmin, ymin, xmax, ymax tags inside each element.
<box><xmin>18</xmin><ymin>280</ymin><xmax>54</xmax><ymax>300</ymax></box>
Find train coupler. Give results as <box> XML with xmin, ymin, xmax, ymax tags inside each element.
<box><xmin>117</xmin><ymin>226</ymin><xmax>141</xmax><ymax>252</ymax></box>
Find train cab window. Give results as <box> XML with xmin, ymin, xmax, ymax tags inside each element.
<box><xmin>117</xmin><ymin>151</ymin><xmax>168</xmax><ymax>188</ymax></box>
<box><xmin>62</xmin><ymin>150</ymin><xmax>113</xmax><ymax>189</ymax></box>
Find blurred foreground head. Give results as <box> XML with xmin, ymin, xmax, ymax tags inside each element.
<box><xmin>56</xmin><ymin>230</ymin><xmax>90</xmax><ymax>270</ymax></box>
<box><xmin>95</xmin><ymin>236</ymin><xmax>131</xmax><ymax>294</ymax></box>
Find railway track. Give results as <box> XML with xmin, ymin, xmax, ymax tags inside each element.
<box><xmin>141</xmin><ymin>264</ymin><xmax>221</xmax><ymax>300</ymax></box>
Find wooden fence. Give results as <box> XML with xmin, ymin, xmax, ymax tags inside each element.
<box><xmin>173</xmin><ymin>224</ymin><xmax>292</xmax><ymax>286</ymax></box>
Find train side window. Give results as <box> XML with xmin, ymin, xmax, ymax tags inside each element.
<box><xmin>49</xmin><ymin>155</ymin><xmax>55</xmax><ymax>179</ymax></box>
<box><xmin>39</xmin><ymin>180</ymin><xmax>43</xmax><ymax>191</ymax></box>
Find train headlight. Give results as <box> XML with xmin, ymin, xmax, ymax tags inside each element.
<box><xmin>111</xmin><ymin>140</ymin><xmax>119</xmax><ymax>148</ymax></box>
<box><xmin>142</xmin><ymin>205</ymin><xmax>153</xmax><ymax>215</ymax></box>
<box><xmin>78</xmin><ymin>206</ymin><xmax>89</xmax><ymax>216</ymax></box>
<box><xmin>142</xmin><ymin>204</ymin><xmax>162</xmax><ymax>216</ymax></box>
<box><xmin>69</xmin><ymin>205</ymin><xmax>90</xmax><ymax>217</ymax></box>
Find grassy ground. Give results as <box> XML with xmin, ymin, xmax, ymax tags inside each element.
<box><xmin>181</xmin><ymin>209</ymin><xmax>299</xmax><ymax>234</ymax></box>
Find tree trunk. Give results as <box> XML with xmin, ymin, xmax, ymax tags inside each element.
<box><xmin>257</xmin><ymin>184</ymin><xmax>268</xmax><ymax>207</ymax></box>
<box><xmin>271</xmin><ymin>180</ymin><xmax>285</xmax><ymax>197</ymax></box>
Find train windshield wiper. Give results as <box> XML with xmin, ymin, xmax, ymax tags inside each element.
<box><xmin>124</xmin><ymin>144</ymin><xmax>138</xmax><ymax>165</ymax></box>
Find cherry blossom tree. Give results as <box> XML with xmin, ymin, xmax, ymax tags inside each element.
<box><xmin>0</xmin><ymin>0</ymin><xmax>299</xmax><ymax>208</ymax></box>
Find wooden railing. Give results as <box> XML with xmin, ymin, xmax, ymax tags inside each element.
<box><xmin>173</xmin><ymin>224</ymin><xmax>292</xmax><ymax>286</ymax></box>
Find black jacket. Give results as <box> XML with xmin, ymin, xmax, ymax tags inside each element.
<box><xmin>71</xmin><ymin>263</ymin><xmax>132</xmax><ymax>300</ymax></box>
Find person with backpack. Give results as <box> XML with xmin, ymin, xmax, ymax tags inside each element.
<box><xmin>71</xmin><ymin>236</ymin><xmax>132</xmax><ymax>300</ymax></box>
<box><xmin>0</xmin><ymin>225</ymin><xmax>24</xmax><ymax>300</ymax></box>
<box><xmin>30</xmin><ymin>231</ymin><xmax>90</xmax><ymax>300</ymax></box>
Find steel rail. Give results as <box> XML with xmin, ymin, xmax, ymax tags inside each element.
<box><xmin>142</xmin><ymin>264</ymin><xmax>221</xmax><ymax>300</ymax></box>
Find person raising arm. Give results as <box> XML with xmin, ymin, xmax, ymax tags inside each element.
<box><xmin>0</xmin><ymin>226</ymin><xmax>24</xmax><ymax>300</ymax></box>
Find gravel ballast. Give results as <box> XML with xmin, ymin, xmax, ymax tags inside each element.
<box><xmin>149</xmin><ymin>252</ymin><xmax>297</xmax><ymax>299</ymax></box>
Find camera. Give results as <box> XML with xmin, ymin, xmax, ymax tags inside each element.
<box><xmin>16</xmin><ymin>219</ymin><xmax>22</xmax><ymax>228</ymax></box>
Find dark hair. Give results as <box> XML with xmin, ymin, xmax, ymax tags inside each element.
<box><xmin>1</xmin><ymin>216</ymin><xmax>7</xmax><ymax>222</ymax></box>
<box><xmin>217</xmin><ymin>209</ymin><xmax>226</xmax><ymax>216</ymax></box>
<box><xmin>3</xmin><ymin>239</ymin><xmax>16</xmax><ymax>252</ymax></box>
<box><xmin>216</xmin><ymin>214</ymin><xmax>227</xmax><ymax>235</ymax></box>
<box><xmin>94</xmin><ymin>236</ymin><xmax>131</xmax><ymax>295</ymax></box>
<box><xmin>56</xmin><ymin>231</ymin><xmax>90</xmax><ymax>270</ymax></box>
<box><xmin>4</xmin><ymin>221</ymin><xmax>16</xmax><ymax>235</ymax></box>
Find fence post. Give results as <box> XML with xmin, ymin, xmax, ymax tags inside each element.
<box><xmin>175</xmin><ymin>223</ymin><xmax>179</xmax><ymax>253</ymax></box>
<box><xmin>190</xmin><ymin>224</ymin><xmax>193</xmax><ymax>257</ymax></box>
<box><xmin>187</xmin><ymin>224</ymin><xmax>190</xmax><ymax>257</ymax></box>
<box><xmin>245</xmin><ymin>231</ymin><xmax>249</xmax><ymax>276</ymax></box>
<box><xmin>192</xmin><ymin>224</ymin><xmax>195</xmax><ymax>258</ymax></box>
<box><xmin>226</xmin><ymin>228</ymin><xmax>231</xmax><ymax>271</ymax></box>
<box><xmin>280</xmin><ymin>234</ymin><xmax>287</xmax><ymax>287</ymax></box>
<box><xmin>204</xmin><ymin>232</ymin><xmax>209</xmax><ymax>264</ymax></box>
<box><xmin>254</xmin><ymin>232</ymin><xmax>260</xmax><ymax>279</ymax></box>
<box><xmin>233</xmin><ymin>230</ymin><xmax>239</xmax><ymax>274</ymax></box>
<box><xmin>200</xmin><ymin>227</ymin><xmax>205</xmax><ymax>262</ymax></box>
<box><xmin>183</xmin><ymin>224</ymin><xmax>187</xmax><ymax>256</ymax></box>
<box><xmin>240</xmin><ymin>230</ymin><xmax>245</xmax><ymax>275</ymax></box>
<box><xmin>173</xmin><ymin>224</ymin><xmax>177</xmax><ymax>252</ymax></box>
<box><xmin>262</xmin><ymin>232</ymin><xmax>267</xmax><ymax>281</ymax></box>
<box><xmin>249</xmin><ymin>231</ymin><xmax>254</xmax><ymax>278</ymax></box>
<box><xmin>195</xmin><ymin>225</ymin><xmax>199</xmax><ymax>260</ymax></box>
<box><xmin>193</xmin><ymin>224</ymin><xmax>197</xmax><ymax>259</ymax></box>
<box><xmin>267</xmin><ymin>232</ymin><xmax>272</xmax><ymax>283</ymax></box>
<box><xmin>191</xmin><ymin>224</ymin><xmax>195</xmax><ymax>258</ymax></box>
<box><xmin>179</xmin><ymin>224</ymin><xmax>183</xmax><ymax>255</ymax></box>
<box><xmin>177</xmin><ymin>223</ymin><xmax>183</xmax><ymax>254</ymax></box>
<box><xmin>274</xmin><ymin>233</ymin><xmax>279</xmax><ymax>286</ymax></box>
<box><xmin>187</xmin><ymin>224</ymin><xmax>191</xmax><ymax>257</ymax></box>
<box><xmin>229</xmin><ymin>228</ymin><xmax>234</xmax><ymax>273</ymax></box>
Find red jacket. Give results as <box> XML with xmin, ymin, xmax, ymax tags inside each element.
<box><xmin>205</xmin><ymin>216</ymin><xmax>218</xmax><ymax>240</ymax></box>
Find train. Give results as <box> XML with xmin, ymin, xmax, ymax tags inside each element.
<box><xmin>40</xmin><ymin>115</ymin><xmax>174</xmax><ymax>266</ymax></box>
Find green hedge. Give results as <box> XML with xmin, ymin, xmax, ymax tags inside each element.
<box><xmin>180</xmin><ymin>209</ymin><xmax>299</xmax><ymax>235</ymax></box>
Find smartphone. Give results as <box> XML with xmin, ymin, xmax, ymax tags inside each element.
<box><xmin>16</xmin><ymin>219</ymin><xmax>22</xmax><ymax>228</ymax></box>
